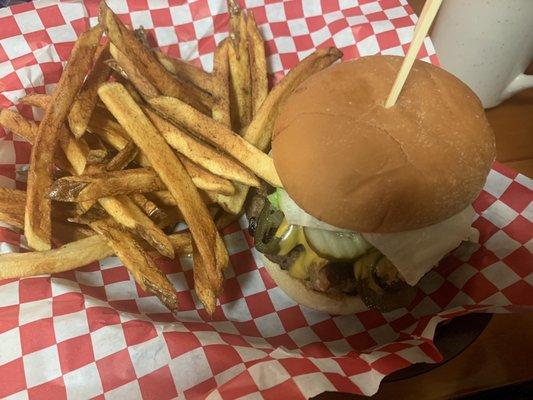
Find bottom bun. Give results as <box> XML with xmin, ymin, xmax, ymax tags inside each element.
<box><xmin>261</xmin><ymin>254</ymin><xmax>367</xmax><ymax>315</ymax></box>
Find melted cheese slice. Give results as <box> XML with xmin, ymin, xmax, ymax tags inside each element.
<box><xmin>361</xmin><ymin>206</ymin><xmax>476</xmax><ymax>286</ymax></box>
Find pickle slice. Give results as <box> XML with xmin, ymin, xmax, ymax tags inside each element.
<box><xmin>304</xmin><ymin>226</ymin><xmax>372</xmax><ymax>261</ymax></box>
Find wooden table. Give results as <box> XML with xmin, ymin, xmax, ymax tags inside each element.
<box><xmin>320</xmin><ymin>1</ymin><xmax>533</xmax><ymax>398</ymax></box>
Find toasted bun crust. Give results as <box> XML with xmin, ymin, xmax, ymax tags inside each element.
<box><xmin>272</xmin><ymin>55</ymin><xmax>495</xmax><ymax>233</ymax></box>
<box><xmin>261</xmin><ymin>254</ymin><xmax>366</xmax><ymax>315</ymax></box>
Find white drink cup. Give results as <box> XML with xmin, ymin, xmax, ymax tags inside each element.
<box><xmin>431</xmin><ymin>0</ymin><xmax>533</xmax><ymax>108</ymax></box>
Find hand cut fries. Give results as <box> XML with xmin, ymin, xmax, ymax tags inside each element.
<box><xmin>25</xmin><ymin>25</ymin><xmax>103</xmax><ymax>250</ymax></box>
<box><xmin>212</xmin><ymin>39</ymin><xmax>232</xmax><ymax>128</ymax></box>
<box><xmin>99</xmin><ymin>2</ymin><xmax>212</xmax><ymax>112</ymax></box>
<box><xmin>247</xmin><ymin>13</ymin><xmax>269</xmax><ymax>115</ymax></box>
<box><xmin>68</xmin><ymin>43</ymin><xmax>112</xmax><ymax>138</ymax></box>
<box><xmin>87</xmin><ymin>218</ymin><xmax>179</xmax><ymax>311</ymax></box>
<box><xmin>227</xmin><ymin>0</ymin><xmax>252</xmax><ymax>131</ymax></box>
<box><xmin>0</xmin><ymin>0</ymin><xmax>342</xmax><ymax>313</ymax></box>
<box><xmin>143</xmin><ymin>107</ymin><xmax>258</xmax><ymax>186</ymax></box>
<box><xmin>109</xmin><ymin>43</ymin><xmax>159</xmax><ymax>99</ymax></box>
<box><xmin>148</xmin><ymin>96</ymin><xmax>282</xmax><ymax>187</ymax></box>
<box><xmin>155</xmin><ymin>50</ymin><xmax>213</xmax><ymax>95</ymax></box>
<box><xmin>98</xmin><ymin>82</ymin><xmax>227</xmax><ymax>301</ymax></box>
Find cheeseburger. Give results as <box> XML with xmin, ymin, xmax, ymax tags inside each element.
<box><xmin>250</xmin><ymin>55</ymin><xmax>495</xmax><ymax>314</ymax></box>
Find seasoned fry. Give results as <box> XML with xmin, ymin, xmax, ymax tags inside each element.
<box><xmin>86</xmin><ymin>218</ymin><xmax>179</xmax><ymax>311</ymax></box>
<box><xmin>98</xmin><ymin>82</ymin><xmax>227</xmax><ymax>308</ymax></box>
<box><xmin>154</xmin><ymin>50</ymin><xmax>213</xmax><ymax>94</ymax></box>
<box><xmin>109</xmin><ymin>43</ymin><xmax>159</xmax><ymax>99</ymax></box>
<box><xmin>147</xmin><ymin>190</ymin><xmax>216</xmax><ymax>207</ymax></box>
<box><xmin>245</xmin><ymin>47</ymin><xmax>343</xmax><ymax>151</ymax></box>
<box><xmin>25</xmin><ymin>25</ymin><xmax>103</xmax><ymax>250</ymax></box>
<box><xmin>227</xmin><ymin>1</ymin><xmax>252</xmax><ymax>131</ymax></box>
<box><xmin>131</xmin><ymin>193</ymin><xmax>167</xmax><ymax>223</ymax></box>
<box><xmin>99</xmin><ymin>2</ymin><xmax>212</xmax><ymax>112</ymax></box>
<box><xmin>98</xmin><ymin>195</ymin><xmax>174</xmax><ymax>259</ymax></box>
<box><xmin>68</xmin><ymin>43</ymin><xmax>112</xmax><ymax>138</ymax></box>
<box><xmin>105</xmin><ymin>140</ymin><xmax>138</xmax><ymax>171</ymax></box>
<box><xmin>19</xmin><ymin>93</ymin><xmax>50</xmax><ymax>109</ymax></box>
<box><xmin>0</xmin><ymin>109</ymin><xmax>78</xmax><ymax>175</ymax></box>
<box><xmin>193</xmin><ymin>243</ymin><xmax>217</xmax><ymax>314</ymax></box>
<box><xmin>0</xmin><ymin>230</ymin><xmax>191</xmax><ymax>281</ymax></box>
<box><xmin>247</xmin><ymin>13</ymin><xmax>268</xmax><ymax>115</ymax></box>
<box><xmin>149</xmin><ymin>96</ymin><xmax>281</xmax><ymax>187</ymax></box>
<box><xmin>212</xmin><ymin>39</ymin><xmax>232</xmax><ymax>128</ymax></box>
<box><xmin>50</xmin><ymin>168</ymin><xmax>165</xmax><ymax>202</ymax></box>
<box><xmin>144</xmin><ymin>107</ymin><xmax>259</xmax><ymax>186</ymax></box>
<box><xmin>0</xmin><ymin>187</ymin><xmax>26</xmax><ymax>229</ymax></box>
<box><xmin>181</xmin><ymin>158</ymin><xmax>235</xmax><ymax>195</ymax></box>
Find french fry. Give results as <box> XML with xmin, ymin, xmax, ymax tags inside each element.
<box><xmin>105</xmin><ymin>140</ymin><xmax>138</xmax><ymax>171</ymax></box>
<box><xmin>227</xmin><ymin>0</ymin><xmax>252</xmax><ymax>131</ymax></box>
<box><xmin>87</xmin><ymin>217</ymin><xmax>179</xmax><ymax>311</ymax></box>
<box><xmin>97</xmin><ymin>195</ymin><xmax>175</xmax><ymax>259</ymax></box>
<box><xmin>148</xmin><ymin>96</ymin><xmax>281</xmax><ymax>187</ymax></box>
<box><xmin>247</xmin><ymin>13</ymin><xmax>268</xmax><ymax>115</ymax></box>
<box><xmin>131</xmin><ymin>193</ymin><xmax>167</xmax><ymax>223</ymax></box>
<box><xmin>244</xmin><ymin>47</ymin><xmax>343</xmax><ymax>151</ymax></box>
<box><xmin>50</xmin><ymin>168</ymin><xmax>167</xmax><ymax>202</ymax></box>
<box><xmin>19</xmin><ymin>93</ymin><xmax>50</xmax><ymax>109</ymax></box>
<box><xmin>68</xmin><ymin>43</ymin><xmax>112</xmax><ymax>138</ymax></box>
<box><xmin>109</xmin><ymin>43</ymin><xmax>159</xmax><ymax>99</ymax></box>
<box><xmin>25</xmin><ymin>25</ymin><xmax>103</xmax><ymax>250</ymax></box>
<box><xmin>0</xmin><ymin>187</ymin><xmax>26</xmax><ymax>229</ymax></box>
<box><xmin>98</xmin><ymin>82</ymin><xmax>227</xmax><ymax>309</ymax></box>
<box><xmin>88</xmin><ymin>110</ymin><xmax>235</xmax><ymax>194</ymax></box>
<box><xmin>22</xmin><ymin>98</ymin><xmax>175</xmax><ymax>259</ymax></box>
<box><xmin>143</xmin><ymin>107</ymin><xmax>259</xmax><ymax>186</ymax></box>
<box><xmin>0</xmin><ymin>230</ymin><xmax>191</xmax><ymax>281</ymax></box>
<box><xmin>147</xmin><ymin>190</ymin><xmax>216</xmax><ymax>208</ymax></box>
<box><xmin>0</xmin><ymin>109</ymin><xmax>78</xmax><ymax>175</ymax></box>
<box><xmin>154</xmin><ymin>50</ymin><xmax>213</xmax><ymax>94</ymax></box>
<box><xmin>99</xmin><ymin>2</ymin><xmax>212</xmax><ymax>112</ymax></box>
<box><xmin>193</xmin><ymin>243</ymin><xmax>217</xmax><ymax>314</ymax></box>
<box><xmin>212</xmin><ymin>39</ymin><xmax>232</xmax><ymax>128</ymax></box>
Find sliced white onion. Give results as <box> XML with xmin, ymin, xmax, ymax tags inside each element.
<box><xmin>278</xmin><ymin>189</ymin><xmax>351</xmax><ymax>232</ymax></box>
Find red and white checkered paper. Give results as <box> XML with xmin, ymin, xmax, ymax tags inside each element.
<box><xmin>0</xmin><ymin>0</ymin><xmax>531</xmax><ymax>398</ymax></box>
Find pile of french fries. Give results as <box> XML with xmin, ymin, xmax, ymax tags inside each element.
<box><xmin>0</xmin><ymin>0</ymin><xmax>342</xmax><ymax>314</ymax></box>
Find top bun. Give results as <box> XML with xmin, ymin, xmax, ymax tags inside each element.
<box><xmin>272</xmin><ymin>55</ymin><xmax>495</xmax><ymax>233</ymax></box>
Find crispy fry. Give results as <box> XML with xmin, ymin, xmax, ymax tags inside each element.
<box><xmin>99</xmin><ymin>2</ymin><xmax>212</xmax><ymax>112</ymax></box>
<box><xmin>143</xmin><ymin>107</ymin><xmax>258</xmax><ymax>186</ymax></box>
<box><xmin>68</xmin><ymin>43</ymin><xmax>112</xmax><ymax>138</ymax></box>
<box><xmin>245</xmin><ymin>47</ymin><xmax>343</xmax><ymax>150</ymax></box>
<box><xmin>19</xmin><ymin>93</ymin><xmax>50</xmax><ymax>108</ymax></box>
<box><xmin>149</xmin><ymin>96</ymin><xmax>281</xmax><ymax>187</ymax></box>
<box><xmin>106</xmin><ymin>140</ymin><xmax>138</xmax><ymax>171</ymax></box>
<box><xmin>109</xmin><ymin>43</ymin><xmax>159</xmax><ymax>99</ymax></box>
<box><xmin>247</xmin><ymin>13</ymin><xmax>268</xmax><ymax>115</ymax></box>
<box><xmin>25</xmin><ymin>25</ymin><xmax>103</xmax><ymax>250</ymax></box>
<box><xmin>97</xmin><ymin>195</ymin><xmax>174</xmax><ymax>259</ymax></box>
<box><xmin>131</xmin><ymin>193</ymin><xmax>167</xmax><ymax>222</ymax></box>
<box><xmin>0</xmin><ymin>230</ymin><xmax>191</xmax><ymax>281</ymax></box>
<box><xmin>0</xmin><ymin>187</ymin><xmax>26</xmax><ymax>229</ymax></box>
<box><xmin>193</xmin><ymin>243</ymin><xmax>217</xmax><ymax>314</ymax></box>
<box><xmin>154</xmin><ymin>50</ymin><xmax>213</xmax><ymax>94</ymax></box>
<box><xmin>147</xmin><ymin>190</ymin><xmax>215</xmax><ymax>208</ymax></box>
<box><xmin>0</xmin><ymin>109</ymin><xmax>78</xmax><ymax>175</ymax></box>
<box><xmin>98</xmin><ymin>83</ymin><xmax>227</xmax><ymax>309</ymax></box>
<box><xmin>50</xmin><ymin>168</ymin><xmax>166</xmax><ymax>202</ymax></box>
<box><xmin>212</xmin><ymin>39</ymin><xmax>232</xmax><ymax>128</ymax></box>
<box><xmin>86</xmin><ymin>218</ymin><xmax>179</xmax><ymax>311</ymax></box>
<box><xmin>181</xmin><ymin>158</ymin><xmax>235</xmax><ymax>195</ymax></box>
<box><xmin>227</xmin><ymin>2</ymin><xmax>252</xmax><ymax>131</ymax></box>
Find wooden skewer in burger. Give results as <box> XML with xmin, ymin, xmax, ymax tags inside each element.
<box><xmin>250</xmin><ymin>0</ymin><xmax>495</xmax><ymax>314</ymax></box>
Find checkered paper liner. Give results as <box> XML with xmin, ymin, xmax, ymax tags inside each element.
<box><xmin>0</xmin><ymin>0</ymin><xmax>531</xmax><ymax>398</ymax></box>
